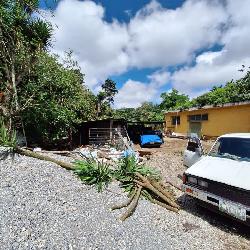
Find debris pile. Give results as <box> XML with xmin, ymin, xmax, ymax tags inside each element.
<box><xmin>73</xmin><ymin>144</ymin><xmax>145</xmax><ymax>165</ymax></box>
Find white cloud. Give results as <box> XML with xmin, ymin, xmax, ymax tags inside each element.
<box><xmin>170</xmin><ymin>0</ymin><xmax>250</xmax><ymax>96</ymax></box>
<box><xmin>48</xmin><ymin>0</ymin><xmax>129</xmax><ymax>88</ymax></box>
<box><xmin>196</xmin><ymin>51</ymin><xmax>223</xmax><ymax>65</ymax></box>
<box><xmin>47</xmin><ymin>0</ymin><xmax>229</xmax><ymax>87</ymax></box>
<box><xmin>114</xmin><ymin>79</ymin><xmax>158</xmax><ymax>108</ymax></box>
<box><xmin>45</xmin><ymin>0</ymin><xmax>250</xmax><ymax>105</ymax></box>
<box><xmin>147</xmin><ymin>70</ymin><xmax>170</xmax><ymax>87</ymax></box>
<box><xmin>171</xmin><ymin>53</ymin><xmax>247</xmax><ymax>96</ymax></box>
<box><xmin>114</xmin><ymin>70</ymin><xmax>171</xmax><ymax>108</ymax></box>
<box><xmin>127</xmin><ymin>0</ymin><xmax>227</xmax><ymax>68</ymax></box>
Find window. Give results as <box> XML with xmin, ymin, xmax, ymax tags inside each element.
<box><xmin>202</xmin><ymin>114</ymin><xmax>208</xmax><ymax>120</ymax></box>
<box><xmin>172</xmin><ymin>116</ymin><xmax>180</xmax><ymax>125</ymax></box>
<box><xmin>188</xmin><ymin>114</ymin><xmax>208</xmax><ymax>121</ymax></box>
<box><xmin>209</xmin><ymin>137</ymin><xmax>250</xmax><ymax>160</ymax></box>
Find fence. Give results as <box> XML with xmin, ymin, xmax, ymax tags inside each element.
<box><xmin>88</xmin><ymin>127</ymin><xmax>130</xmax><ymax>149</ymax></box>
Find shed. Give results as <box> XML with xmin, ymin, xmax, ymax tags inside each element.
<box><xmin>73</xmin><ymin>118</ymin><xmax>127</xmax><ymax>146</ymax></box>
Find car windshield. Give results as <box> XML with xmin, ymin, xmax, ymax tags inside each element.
<box><xmin>209</xmin><ymin>137</ymin><xmax>250</xmax><ymax>161</ymax></box>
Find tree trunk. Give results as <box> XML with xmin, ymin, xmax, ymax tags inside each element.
<box><xmin>16</xmin><ymin>147</ymin><xmax>74</xmax><ymax>170</ymax></box>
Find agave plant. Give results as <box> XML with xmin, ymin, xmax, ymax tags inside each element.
<box><xmin>115</xmin><ymin>156</ymin><xmax>161</xmax><ymax>180</ymax></box>
<box><xmin>0</xmin><ymin>119</ymin><xmax>17</xmax><ymax>148</ymax></box>
<box><xmin>74</xmin><ymin>158</ymin><xmax>113</xmax><ymax>192</ymax></box>
<box><xmin>114</xmin><ymin>156</ymin><xmax>161</xmax><ymax>194</ymax></box>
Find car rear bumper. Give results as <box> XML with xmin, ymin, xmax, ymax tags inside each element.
<box><xmin>182</xmin><ymin>184</ymin><xmax>250</xmax><ymax>226</ymax></box>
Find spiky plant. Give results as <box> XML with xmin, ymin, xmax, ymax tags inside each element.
<box><xmin>73</xmin><ymin>155</ymin><xmax>179</xmax><ymax>221</ymax></box>
<box><xmin>114</xmin><ymin>155</ymin><xmax>161</xmax><ymax>194</ymax></box>
<box><xmin>0</xmin><ymin>119</ymin><xmax>17</xmax><ymax>148</ymax></box>
<box><xmin>74</xmin><ymin>158</ymin><xmax>113</xmax><ymax>192</ymax></box>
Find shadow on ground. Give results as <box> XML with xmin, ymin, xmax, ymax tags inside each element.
<box><xmin>178</xmin><ymin>194</ymin><xmax>250</xmax><ymax>239</ymax></box>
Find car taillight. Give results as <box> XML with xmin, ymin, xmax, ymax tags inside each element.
<box><xmin>182</xmin><ymin>174</ymin><xmax>187</xmax><ymax>184</ymax></box>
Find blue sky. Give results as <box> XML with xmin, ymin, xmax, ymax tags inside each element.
<box><xmin>40</xmin><ymin>0</ymin><xmax>185</xmax><ymax>21</ymax></box>
<box><xmin>40</xmin><ymin>0</ymin><xmax>250</xmax><ymax>108</ymax></box>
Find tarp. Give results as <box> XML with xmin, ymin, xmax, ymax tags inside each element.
<box><xmin>140</xmin><ymin>135</ymin><xmax>163</xmax><ymax>146</ymax></box>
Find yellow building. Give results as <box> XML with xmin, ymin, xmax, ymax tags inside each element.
<box><xmin>165</xmin><ymin>101</ymin><xmax>250</xmax><ymax>138</ymax></box>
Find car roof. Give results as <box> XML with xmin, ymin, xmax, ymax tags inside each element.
<box><xmin>219</xmin><ymin>133</ymin><xmax>250</xmax><ymax>139</ymax></box>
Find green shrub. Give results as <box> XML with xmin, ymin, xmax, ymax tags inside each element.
<box><xmin>0</xmin><ymin>119</ymin><xmax>17</xmax><ymax>147</ymax></box>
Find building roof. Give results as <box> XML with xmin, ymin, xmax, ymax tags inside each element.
<box><xmin>164</xmin><ymin>101</ymin><xmax>250</xmax><ymax>114</ymax></box>
<box><xmin>81</xmin><ymin>118</ymin><xmax>126</xmax><ymax>123</ymax></box>
<box><xmin>219</xmin><ymin>133</ymin><xmax>250</xmax><ymax>139</ymax></box>
<box><xmin>127</xmin><ymin>121</ymin><xmax>164</xmax><ymax>124</ymax></box>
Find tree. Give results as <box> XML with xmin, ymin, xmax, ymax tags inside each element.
<box><xmin>101</xmin><ymin>79</ymin><xmax>118</xmax><ymax>104</ymax></box>
<box><xmin>113</xmin><ymin>102</ymin><xmax>163</xmax><ymax>122</ymax></box>
<box><xmin>160</xmin><ymin>89</ymin><xmax>191</xmax><ymax>110</ymax></box>
<box><xmin>192</xmin><ymin>70</ymin><xmax>250</xmax><ymax>107</ymax></box>
<box><xmin>113</xmin><ymin>108</ymin><xmax>138</xmax><ymax>121</ymax></box>
<box><xmin>19</xmin><ymin>52</ymin><xmax>96</xmax><ymax>147</ymax></box>
<box><xmin>234</xmin><ymin>70</ymin><xmax>250</xmax><ymax>101</ymax></box>
<box><xmin>136</xmin><ymin>102</ymin><xmax>163</xmax><ymax>121</ymax></box>
<box><xmin>96</xmin><ymin>78</ymin><xmax>118</xmax><ymax>117</ymax></box>
<box><xmin>0</xmin><ymin>0</ymin><xmax>52</xmax><ymax>130</ymax></box>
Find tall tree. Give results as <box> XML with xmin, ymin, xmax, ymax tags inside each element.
<box><xmin>19</xmin><ymin>52</ymin><xmax>96</xmax><ymax>146</ymax></box>
<box><xmin>0</xmin><ymin>0</ymin><xmax>52</xmax><ymax>130</ymax></box>
<box><xmin>96</xmin><ymin>78</ymin><xmax>118</xmax><ymax>117</ymax></box>
<box><xmin>160</xmin><ymin>89</ymin><xmax>190</xmax><ymax>110</ymax></box>
<box><xmin>101</xmin><ymin>79</ymin><xmax>118</xmax><ymax>104</ymax></box>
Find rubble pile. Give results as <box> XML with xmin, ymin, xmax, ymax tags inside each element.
<box><xmin>73</xmin><ymin>144</ymin><xmax>146</xmax><ymax>165</ymax></box>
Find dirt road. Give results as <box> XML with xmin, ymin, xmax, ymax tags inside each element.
<box><xmin>135</xmin><ymin>137</ymin><xmax>213</xmax><ymax>188</ymax></box>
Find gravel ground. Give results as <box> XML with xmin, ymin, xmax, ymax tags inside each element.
<box><xmin>0</xmin><ymin>141</ymin><xmax>249</xmax><ymax>250</ymax></box>
<box><xmin>136</xmin><ymin>137</ymin><xmax>213</xmax><ymax>189</ymax></box>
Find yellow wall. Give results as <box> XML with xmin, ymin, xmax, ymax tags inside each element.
<box><xmin>165</xmin><ymin>104</ymin><xmax>250</xmax><ymax>137</ymax></box>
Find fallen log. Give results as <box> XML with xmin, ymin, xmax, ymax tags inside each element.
<box><xmin>135</xmin><ymin>173</ymin><xmax>180</xmax><ymax>209</ymax></box>
<box><xmin>15</xmin><ymin>147</ymin><xmax>74</xmax><ymax>170</ymax></box>
<box><xmin>114</xmin><ymin>174</ymin><xmax>180</xmax><ymax>221</ymax></box>
<box><xmin>120</xmin><ymin>186</ymin><xmax>142</xmax><ymax>221</ymax></box>
<box><xmin>147</xmin><ymin>195</ymin><xmax>179</xmax><ymax>213</ymax></box>
<box><xmin>150</xmin><ymin>179</ymin><xmax>175</xmax><ymax>201</ymax></box>
<box><xmin>111</xmin><ymin>188</ymin><xmax>137</xmax><ymax>210</ymax></box>
<box><xmin>16</xmin><ymin>147</ymin><xmax>180</xmax><ymax>220</ymax></box>
<box><xmin>38</xmin><ymin>150</ymin><xmax>72</xmax><ymax>155</ymax></box>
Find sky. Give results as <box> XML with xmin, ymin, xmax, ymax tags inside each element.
<box><xmin>40</xmin><ymin>0</ymin><xmax>250</xmax><ymax>108</ymax></box>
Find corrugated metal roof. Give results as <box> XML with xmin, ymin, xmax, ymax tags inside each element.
<box><xmin>164</xmin><ymin>101</ymin><xmax>250</xmax><ymax>114</ymax></box>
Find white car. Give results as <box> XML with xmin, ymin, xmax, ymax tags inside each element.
<box><xmin>182</xmin><ymin>133</ymin><xmax>250</xmax><ymax>225</ymax></box>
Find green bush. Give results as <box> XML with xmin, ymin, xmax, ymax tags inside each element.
<box><xmin>0</xmin><ymin>119</ymin><xmax>17</xmax><ymax>147</ymax></box>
